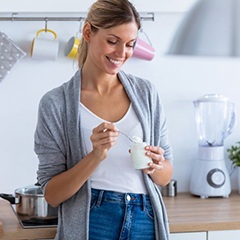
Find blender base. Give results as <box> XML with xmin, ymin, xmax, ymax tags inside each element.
<box><xmin>190</xmin><ymin>157</ymin><xmax>231</xmax><ymax>198</ymax></box>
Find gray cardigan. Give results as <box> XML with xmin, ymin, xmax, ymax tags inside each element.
<box><xmin>34</xmin><ymin>69</ymin><xmax>173</xmax><ymax>240</ymax></box>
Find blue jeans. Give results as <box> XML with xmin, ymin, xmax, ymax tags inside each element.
<box><xmin>89</xmin><ymin>188</ymin><xmax>155</xmax><ymax>240</ymax></box>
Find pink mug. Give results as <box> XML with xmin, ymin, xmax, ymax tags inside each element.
<box><xmin>132</xmin><ymin>38</ymin><xmax>155</xmax><ymax>61</ymax></box>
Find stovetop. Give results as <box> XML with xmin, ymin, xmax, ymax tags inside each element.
<box><xmin>19</xmin><ymin>217</ymin><xmax>58</xmax><ymax>229</ymax></box>
<box><xmin>11</xmin><ymin>205</ymin><xmax>58</xmax><ymax>229</ymax></box>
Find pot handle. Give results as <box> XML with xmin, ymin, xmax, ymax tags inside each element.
<box><xmin>35</xmin><ymin>182</ymin><xmax>41</xmax><ymax>186</ymax></box>
<box><xmin>0</xmin><ymin>193</ymin><xmax>16</xmax><ymax>204</ymax></box>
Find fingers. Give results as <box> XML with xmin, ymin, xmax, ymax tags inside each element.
<box><xmin>90</xmin><ymin>122</ymin><xmax>119</xmax><ymax>159</ymax></box>
<box><xmin>143</xmin><ymin>161</ymin><xmax>163</xmax><ymax>174</ymax></box>
<box><xmin>92</xmin><ymin>122</ymin><xmax>118</xmax><ymax>143</ymax></box>
<box><xmin>145</xmin><ymin>146</ymin><xmax>165</xmax><ymax>162</ymax></box>
<box><xmin>143</xmin><ymin>145</ymin><xmax>165</xmax><ymax>174</ymax></box>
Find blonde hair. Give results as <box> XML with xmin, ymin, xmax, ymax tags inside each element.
<box><xmin>78</xmin><ymin>0</ymin><xmax>141</xmax><ymax>66</ymax></box>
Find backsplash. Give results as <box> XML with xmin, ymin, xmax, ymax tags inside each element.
<box><xmin>1</xmin><ymin>12</ymin><xmax>240</xmax><ymax>193</ymax></box>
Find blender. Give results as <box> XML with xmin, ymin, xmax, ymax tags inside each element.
<box><xmin>190</xmin><ymin>94</ymin><xmax>235</xmax><ymax>198</ymax></box>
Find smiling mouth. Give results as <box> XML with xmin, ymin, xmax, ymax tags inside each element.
<box><xmin>107</xmin><ymin>57</ymin><xmax>123</xmax><ymax>66</ymax></box>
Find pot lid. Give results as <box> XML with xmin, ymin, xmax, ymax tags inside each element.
<box><xmin>15</xmin><ymin>184</ymin><xmax>44</xmax><ymax>196</ymax></box>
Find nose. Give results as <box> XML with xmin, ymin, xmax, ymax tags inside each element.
<box><xmin>115</xmin><ymin>44</ymin><xmax>127</xmax><ymax>57</ymax></box>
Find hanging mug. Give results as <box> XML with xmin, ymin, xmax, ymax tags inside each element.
<box><xmin>132</xmin><ymin>37</ymin><xmax>155</xmax><ymax>61</ymax></box>
<box><xmin>31</xmin><ymin>29</ymin><xmax>59</xmax><ymax>61</ymax></box>
<box><xmin>65</xmin><ymin>21</ymin><xmax>82</xmax><ymax>59</ymax></box>
<box><xmin>64</xmin><ymin>36</ymin><xmax>80</xmax><ymax>59</ymax></box>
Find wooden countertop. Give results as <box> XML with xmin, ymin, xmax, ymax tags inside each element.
<box><xmin>0</xmin><ymin>220</ymin><xmax>3</xmax><ymax>233</ymax></box>
<box><xmin>164</xmin><ymin>191</ymin><xmax>240</xmax><ymax>233</ymax></box>
<box><xmin>0</xmin><ymin>191</ymin><xmax>240</xmax><ymax>239</ymax></box>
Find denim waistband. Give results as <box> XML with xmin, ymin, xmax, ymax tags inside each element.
<box><xmin>91</xmin><ymin>188</ymin><xmax>151</xmax><ymax>205</ymax></box>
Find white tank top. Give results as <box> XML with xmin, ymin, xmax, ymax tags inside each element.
<box><xmin>80</xmin><ymin>103</ymin><xmax>147</xmax><ymax>194</ymax></box>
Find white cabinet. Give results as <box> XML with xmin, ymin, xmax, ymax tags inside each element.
<box><xmin>208</xmin><ymin>230</ymin><xmax>240</xmax><ymax>240</ymax></box>
<box><xmin>170</xmin><ymin>232</ymin><xmax>206</xmax><ymax>240</ymax></box>
<box><xmin>170</xmin><ymin>230</ymin><xmax>240</xmax><ymax>240</ymax></box>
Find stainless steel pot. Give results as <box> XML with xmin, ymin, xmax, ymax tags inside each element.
<box><xmin>0</xmin><ymin>183</ymin><xmax>58</xmax><ymax>220</ymax></box>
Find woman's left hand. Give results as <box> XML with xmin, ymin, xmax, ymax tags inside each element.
<box><xmin>143</xmin><ymin>145</ymin><xmax>165</xmax><ymax>175</ymax></box>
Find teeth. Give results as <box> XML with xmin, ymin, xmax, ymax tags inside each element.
<box><xmin>109</xmin><ymin>58</ymin><xmax>122</xmax><ymax>65</ymax></box>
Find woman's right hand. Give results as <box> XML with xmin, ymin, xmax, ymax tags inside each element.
<box><xmin>90</xmin><ymin>122</ymin><xmax>119</xmax><ymax>161</ymax></box>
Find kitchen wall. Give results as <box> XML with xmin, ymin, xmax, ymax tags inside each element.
<box><xmin>1</xmin><ymin>8</ymin><xmax>240</xmax><ymax>193</ymax></box>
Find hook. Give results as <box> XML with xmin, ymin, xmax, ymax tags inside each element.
<box><xmin>11</xmin><ymin>13</ymin><xmax>17</xmax><ymax>22</ymax></box>
<box><xmin>44</xmin><ymin>18</ymin><xmax>48</xmax><ymax>32</ymax></box>
<box><xmin>78</xmin><ymin>19</ymin><xmax>83</xmax><ymax>33</ymax></box>
<box><xmin>76</xmin><ymin>19</ymin><xmax>83</xmax><ymax>38</ymax></box>
<box><xmin>139</xmin><ymin>28</ymin><xmax>152</xmax><ymax>46</ymax></box>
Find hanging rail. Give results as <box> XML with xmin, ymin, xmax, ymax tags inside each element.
<box><xmin>0</xmin><ymin>12</ymin><xmax>154</xmax><ymax>22</ymax></box>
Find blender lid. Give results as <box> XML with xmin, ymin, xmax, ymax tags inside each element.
<box><xmin>194</xmin><ymin>94</ymin><xmax>229</xmax><ymax>103</ymax></box>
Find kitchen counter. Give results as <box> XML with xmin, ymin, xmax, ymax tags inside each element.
<box><xmin>165</xmin><ymin>191</ymin><xmax>240</xmax><ymax>233</ymax></box>
<box><xmin>0</xmin><ymin>191</ymin><xmax>240</xmax><ymax>239</ymax></box>
<box><xmin>0</xmin><ymin>199</ymin><xmax>56</xmax><ymax>239</ymax></box>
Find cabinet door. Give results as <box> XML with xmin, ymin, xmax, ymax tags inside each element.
<box><xmin>170</xmin><ymin>232</ymin><xmax>206</xmax><ymax>240</ymax></box>
<box><xmin>208</xmin><ymin>230</ymin><xmax>240</xmax><ymax>240</ymax></box>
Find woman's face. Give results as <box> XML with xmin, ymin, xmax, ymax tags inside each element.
<box><xmin>84</xmin><ymin>22</ymin><xmax>138</xmax><ymax>75</ymax></box>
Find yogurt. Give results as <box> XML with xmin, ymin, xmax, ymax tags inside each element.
<box><xmin>130</xmin><ymin>137</ymin><xmax>151</xmax><ymax>169</ymax></box>
<box><xmin>132</xmin><ymin>136</ymin><xmax>143</xmax><ymax>143</ymax></box>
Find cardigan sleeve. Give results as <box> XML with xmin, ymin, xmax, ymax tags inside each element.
<box><xmin>34</xmin><ymin>88</ymin><xmax>67</xmax><ymax>193</ymax></box>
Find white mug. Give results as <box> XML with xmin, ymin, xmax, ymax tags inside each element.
<box><xmin>31</xmin><ymin>29</ymin><xmax>59</xmax><ymax>61</ymax></box>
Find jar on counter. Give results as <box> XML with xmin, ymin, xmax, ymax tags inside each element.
<box><xmin>161</xmin><ymin>179</ymin><xmax>177</xmax><ymax>197</ymax></box>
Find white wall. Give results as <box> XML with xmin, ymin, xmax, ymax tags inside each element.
<box><xmin>1</xmin><ymin>11</ymin><xmax>240</xmax><ymax>194</ymax></box>
<box><xmin>0</xmin><ymin>0</ymin><xmax>195</xmax><ymax>13</ymax></box>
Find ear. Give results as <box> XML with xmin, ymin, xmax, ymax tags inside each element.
<box><xmin>82</xmin><ymin>22</ymin><xmax>92</xmax><ymax>43</ymax></box>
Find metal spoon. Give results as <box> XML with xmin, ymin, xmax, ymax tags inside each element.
<box><xmin>118</xmin><ymin>131</ymin><xmax>134</xmax><ymax>142</ymax></box>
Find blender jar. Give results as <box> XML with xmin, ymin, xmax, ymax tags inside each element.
<box><xmin>193</xmin><ymin>94</ymin><xmax>235</xmax><ymax>147</ymax></box>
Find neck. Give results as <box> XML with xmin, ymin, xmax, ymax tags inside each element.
<box><xmin>81</xmin><ymin>65</ymin><xmax>119</xmax><ymax>94</ymax></box>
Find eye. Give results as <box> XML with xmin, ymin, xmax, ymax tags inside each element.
<box><xmin>126</xmin><ymin>41</ymin><xmax>136</xmax><ymax>48</ymax></box>
<box><xmin>126</xmin><ymin>44</ymin><xmax>134</xmax><ymax>48</ymax></box>
<box><xmin>107</xmin><ymin>40</ymin><xmax>118</xmax><ymax>45</ymax></box>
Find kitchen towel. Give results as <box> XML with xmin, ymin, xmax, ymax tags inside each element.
<box><xmin>0</xmin><ymin>31</ymin><xmax>26</xmax><ymax>82</ymax></box>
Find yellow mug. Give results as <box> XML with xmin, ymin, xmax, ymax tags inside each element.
<box><xmin>64</xmin><ymin>36</ymin><xmax>80</xmax><ymax>58</ymax></box>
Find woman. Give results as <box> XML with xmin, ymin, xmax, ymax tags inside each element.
<box><xmin>34</xmin><ymin>0</ymin><xmax>173</xmax><ymax>239</ymax></box>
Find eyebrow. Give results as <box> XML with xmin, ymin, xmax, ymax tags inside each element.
<box><xmin>107</xmin><ymin>34</ymin><xmax>120</xmax><ymax>39</ymax></box>
<box><xmin>107</xmin><ymin>34</ymin><xmax>136</xmax><ymax>42</ymax></box>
